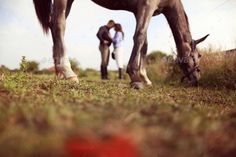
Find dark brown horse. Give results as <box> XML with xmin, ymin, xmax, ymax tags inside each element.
<box><xmin>33</xmin><ymin>0</ymin><xmax>208</xmax><ymax>89</ymax></box>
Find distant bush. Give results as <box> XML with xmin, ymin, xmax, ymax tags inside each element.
<box><xmin>147</xmin><ymin>51</ymin><xmax>170</xmax><ymax>65</ymax></box>
<box><xmin>0</xmin><ymin>65</ymin><xmax>10</xmax><ymax>74</ymax></box>
<box><xmin>78</xmin><ymin>68</ymin><xmax>100</xmax><ymax>79</ymax></box>
<box><xmin>146</xmin><ymin>51</ymin><xmax>175</xmax><ymax>84</ymax></box>
<box><xmin>20</xmin><ymin>56</ymin><xmax>39</xmax><ymax>73</ymax></box>
<box><xmin>27</xmin><ymin>61</ymin><xmax>39</xmax><ymax>73</ymax></box>
<box><xmin>199</xmin><ymin>49</ymin><xmax>236</xmax><ymax>89</ymax></box>
<box><xmin>70</xmin><ymin>58</ymin><xmax>81</xmax><ymax>73</ymax></box>
<box><xmin>36</xmin><ymin>68</ymin><xmax>53</xmax><ymax>75</ymax></box>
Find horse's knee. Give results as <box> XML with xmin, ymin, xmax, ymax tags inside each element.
<box><xmin>133</xmin><ymin>30</ymin><xmax>146</xmax><ymax>44</ymax></box>
<box><xmin>126</xmin><ymin>62</ymin><xmax>139</xmax><ymax>75</ymax></box>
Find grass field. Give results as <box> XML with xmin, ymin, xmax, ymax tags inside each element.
<box><xmin>0</xmin><ymin>70</ymin><xmax>236</xmax><ymax>157</ymax></box>
<box><xmin>0</xmin><ymin>50</ymin><xmax>236</xmax><ymax>157</ymax></box>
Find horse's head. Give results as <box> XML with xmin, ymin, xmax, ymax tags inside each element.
<box><xmin>179</xmin><ymin>34</ymin><xmax>209</xmax><ymax>86</ymax></box>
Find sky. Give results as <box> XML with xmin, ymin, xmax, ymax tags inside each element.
<box><xmin>0</xmin><ymin>0</ymin><xmax>236</xmax><ymax>70</ymax></box>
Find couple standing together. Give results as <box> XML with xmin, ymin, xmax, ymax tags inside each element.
<box><xmin>97</xmin><ymin>20</ymin><xmax>124</xmax><ymax>80</ymax></box>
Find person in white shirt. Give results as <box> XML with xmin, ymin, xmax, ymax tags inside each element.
<box><xmin>112</xmin><ymin>23</ymin><xmax>125</xmax><ymax>79</ymax></box>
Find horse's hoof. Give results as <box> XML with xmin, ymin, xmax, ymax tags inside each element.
<box><xmin>130</xmin><ymin>82</ymin><xmax>144</xmax><ymax>90</ymax></box>
<box><xmin>67</xmin><ymin>76</ymin><xmax>79</xmax><ymax>83</ymax></box>
<box><xmin>146</xmin><ymin>82</ymin><xmax>152</xmax><ymax>87</ymax></box>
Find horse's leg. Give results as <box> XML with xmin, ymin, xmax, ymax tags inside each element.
<box><xmin>140</xmin><ymin>38</ymin><xmax>152</xmax><ymax>86</ymax></box>
<box><xmin>127</xmin><ymin>0</ymin><xmax>157</xmax><ymax>89</ymax></box>
<box><xmin>50</xmin><ymin>0</ymin><xmax>78</xmax><ymax>82</ymax></box>
<box><xmin>66</xmin><ymin>0</ymin><xmax>74</xmax><ymax>18</ymax></box>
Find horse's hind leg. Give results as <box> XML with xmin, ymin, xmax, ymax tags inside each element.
<box><xmin>50</xmin><ymin>0</ymin><xmax>78</xmax><ymax>82</ymax></box>
<box><xmin>140</xmin><ymin>38</ymin><xmax>152</xmax><ymax>86</ymax></box>
<box><xmin>127</xmin><ymin>0</ymin><xmax>157</xmax><ymax>89</ymax></box>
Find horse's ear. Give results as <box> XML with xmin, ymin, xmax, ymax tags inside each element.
<box><xmin>194</xmin><ymin>34</ymin><xmax>210</xmax><ymax>45</ymax></box>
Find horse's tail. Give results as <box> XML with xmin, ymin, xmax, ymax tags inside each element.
<box><xmin>33</xmin><ymin>0</ymin><xmax>52</xmax><ymax>34</ymax></box>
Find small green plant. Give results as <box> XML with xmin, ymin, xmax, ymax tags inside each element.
<box><xmin>20</xmin><ymin>56</ymin><xmax>39</xmax><ymax>73</ymax></box>
<box><xmin>20</xmin><ymin>56</ymin><xmax>29</xmax><ymax>72</ymax></box>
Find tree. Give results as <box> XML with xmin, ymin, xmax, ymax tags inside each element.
<box><xmin>147</xmin><ymin>51</ymin><xmax>172</xmax><ymax>65</ymax></box>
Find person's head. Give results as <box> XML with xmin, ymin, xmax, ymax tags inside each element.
<box><xmin>114</xmin><ymin>23</ymin><xmax>124</xmax><ymax>38</ymax></box>
<box><xmin>107</xmin><ymin>20</ymin><xmax>115</xmax><ymax>28</ymax></box>
<box><xmin>114</xmin><ymin>23</ymin><xmax>122</xmax><ymax>32</ymax></box>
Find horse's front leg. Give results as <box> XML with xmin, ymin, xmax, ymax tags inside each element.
<box><xmin>127</xmin><ymin>0</ymin><xmax>157</xmax><ymax>89</ymax></box>
<box><xmin>140</xmin><ymin>38</ymin><xmax>152</xmax><ymax>86</ymax></box>
<box><xmin>50</xmin><ymin>0</ymin><xmax>78</xmax><ymax>82</ymax></box>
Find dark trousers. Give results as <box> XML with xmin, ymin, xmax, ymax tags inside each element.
<box><xmin>99</xmin><ymin>44</ymin><xmax>110</xmax><ymax>79</ymax></box>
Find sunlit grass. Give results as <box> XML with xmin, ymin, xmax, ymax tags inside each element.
<box><xmin>0</xmin><ymin>71</ymin><xmax>235</xmax><ymax>157</ymax></box>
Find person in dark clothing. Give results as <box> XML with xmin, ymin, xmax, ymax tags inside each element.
<box><xmin>96</xmin><ymin>20</ymin><xmax>115</xmax><ymax>80</ymax></box>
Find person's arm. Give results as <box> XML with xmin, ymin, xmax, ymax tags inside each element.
<box><xmin>97</xmin><ymin>27</ymin><xmax>112</xmax><ymax>45</ymax></box>
<box><xmin>96</xmin><ymin>27</ymin><xmax>105</xmax><ymax>42</ymax></box>
<box><xmin>113</xmin><ymin>32</ymin><xmax>122</xmax><ymax>45</ymax></box>
<box><xmin>102</xmin><ymin>31</ymin><xmax>113</xmax><ymax>43</ymax></box>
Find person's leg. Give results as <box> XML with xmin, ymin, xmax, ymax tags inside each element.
<box><xmin>118</xmin><ymin>68</ymin><xmax>124</xmax><ymax>80</ymax></box>
<box><xmin>99</xmin><ymin>44</ymin><xmax>110</xmax><ymax>80</ymax></box>
<box><xmin>99</xmin><ymin>44</ymin><xmax>105</xmax><ymax>79</ymax></box>
<box><xmin>115</xmin><ymin>48</ymin><xmax>124</xmax><ymax>79</ymax></box>
<box><xmin>104</xmin><ymin>47</ymin><xmax>110</xmax><ymax>79</ymax></box>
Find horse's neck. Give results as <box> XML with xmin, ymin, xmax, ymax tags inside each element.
<box><xmin>163</xmin><ymin>1</ymin><xmax>192</xmax><ymax>57</ymax></box>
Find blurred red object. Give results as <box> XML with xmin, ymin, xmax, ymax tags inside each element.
<box><xmin>65</xmin><ymin>136</ymin><xmax>139</xmax><ymax>157</ymax></box>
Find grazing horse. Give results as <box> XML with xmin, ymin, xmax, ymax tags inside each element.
<box><xmin>33</xmin><ymin>0</ymin><xmax>209</xmax><ymax>88</ymax></box>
